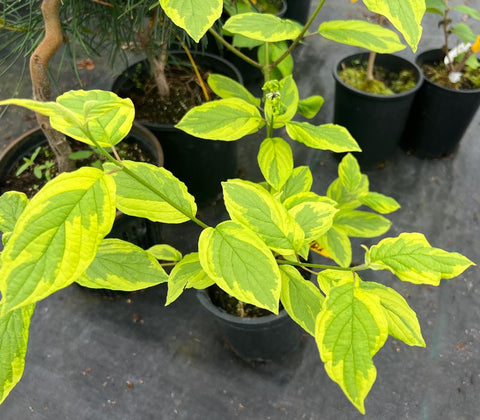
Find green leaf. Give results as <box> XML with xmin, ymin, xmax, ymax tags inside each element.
<box><xmin>147</xmin><ymin>244</ymin><xmax>182</xmax><ymax>262</ymax></box>
<box><xmin>316</xmin><ymin>269</ymin><xmax>353</xmax><ymax>295</ymax></box>
<box><xmin>327</xmin><ymin>153</ymin><xmax>368</xmax><ymax>207</ymax></box>
<box><xmin>76</xmin><ymin>239</ymin><xmax>168</xmax><ymax>291</ymax></box>
<box><xmin>158</xmin><ymin>0</ymin><xmax>222</xmax><ymax>42</ymax></box>
<box><xmin>360</xmin><ymin>282</ymin><xmax>425</xmax><ymax>347</ymax></box>
<box><xmin>318</xmin><ymin>20</ymin><xmax>406</xmax><ymax>54</ymax></box>
<box><xmin>286</xmin><ymin>122</ymin><xmax>361</xmax><ymax>152</ymax></box>
<box><xmin>280</xmin><ymin>166</ymin><xmax>313</xmax><ymax>201</ymax></box>
<box><xmin>362</xmin><ymin>0</ymin><xmax>425</xmax><ymax>51</ymax></box>
<box><xmin>334</xmin><ymin>210</ymin><xmax>391</xmax><ymax>238</ymax></box>
<box><xmin>0</xmin><ymin>192</ymin><xmax>28</xmax><ymax>235</ymax></box>
<box><xmin>166</xmin><ymin>253</ymin><xmax>212</xmax><ymax>305</ymax></box>
<box><xmin>55</xmin><ymin>90</ymin><xmax>135</xmax><ymax>147</ymax></box>
<box><xmin>0</xmin><ymin>168</ymin><xmax>116</xmax><ymax>314</ymax></box>
<box><xmin>451</xmin><ymin>4</ymin><xmax>480</xmax><ymax>21</ymax></box>
<box><xmin>315</xmin><ymin>226</ymin><xmax>352</xmax><ymax>268</ymax></box>
<box><xmin>0</xmin><ymin>304</ymin><xmax>35</xmax><ymax>404</ymax></box>
<box><xmin>451</xmin><ymin>23</ymin><xmax>477</xmax><ymax>43</ymax></box>
<box><xmin>0</xmin><ymin>90</ymin><xmax>135</xmax><ymax>148</ymax></box>
<box><xmin>366</xmin><ymin>233</ymin><xmax>476</xmax><ymax>285</ymax></box>
<box><xmin>231</xmin><ymin>34</ymin><xmax>264</xmax><ymax>48</ymax></box>
<box><xmin>223</xmin><ymin>13</ymin><xmax>303</xmax><ymax>42</ymax></box>
<box><xmin>176</xmin><ymin>98</ymin><xmax>265</xmax><ymax>140</ymax></box>
<box><xmin>359</xmin><ymin>192</ymin><xmax>400</xmax><ymax>214</ymax></box>
<box><xmin>223</xmin><ymin>179</ymin><xmax>304</xmax><ymax>254</ymax></box>
<box><xmin>280</xmin><ymin>265</ymin><xmax>323</xmax><ymax>336</ymax></box>
<box><xmin>207</xmin><ymin>74</ymin><xmax>260</xmax><ymax>107</ymax></box>
<box><xmin>287</xmin><ymin>198</ymin><xmax>338</xmax><ymax>243</ymax></box>
<box><xmin>258</xmin><ymin>41</ymin><xmax>294</xmax><ymax>78</ymax></box>
<box><xmin>466</xmin><ymin>54</ymin><xmax>480</xmax><ymax>69</ymax></box>
<box><xmin>283</xmin><ymin>192</ymin><xmax>337</xmax><ymax>210</ymax></box>
<box><xmin>258</xmin><ymin>137</ymin><xmax>293</xmax><ymax>191</ymax></box>
<box><xmin>316</xmin><ymin>278</ymin><xmax>388</xmax><ymax>414</ymax></box>
<box><xmin>199</xmin><ymin>221</ymin><xmax>281</xmax><ymax>313</ymax></box>
<box><xmin>426</xmin><ymin>0</ymin><xmax>446</xmax><ymax>14</ymax></box>
<box><xmin>268</xmin><ymin>75</ymin><xmax>299</xmax><ymax>127</ymax></box>
<box><xmin>297</xmin><ymin>96</ymin><xmax>324</xmax><ymax>119</ymax></box>
<box><xmin>104</xmin><ymin>160</ymin><xmax>197</xmax><ymax>224</ymax></box>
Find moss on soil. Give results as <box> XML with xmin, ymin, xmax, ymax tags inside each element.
<box><xmin>339</xmin><ymin>64</ymin><xmax>417</xmax><ymax>95</ymax></box>
<box><xmin>422</xmin><ymin>62</ymin><xmax>480</xmax><ymax>90</ymax></box>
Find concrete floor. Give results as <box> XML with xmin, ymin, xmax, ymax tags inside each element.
<box><xmin>0</xmin><ymin>1</ymin><xmax>479</xmax><ymax>419</ymax></box>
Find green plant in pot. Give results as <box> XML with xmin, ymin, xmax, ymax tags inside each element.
<box><xmin>0</xmin><ymin>0</ymin><xmax>476</xmax><ymax>414</ymax></box>
<box><xmin>402</xmin><ymin>0</ymin><xmax>480</xmax><ymax>158</ymax></box>
<box><xmin>316</xmin><ymin>0</ymin><xmax>425</xmax><ymax>168</ymax></box>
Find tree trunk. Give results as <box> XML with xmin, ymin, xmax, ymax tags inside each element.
<box><xmin>29</xmin><ymin>0</ymin><xmax>74</xmax><ymax>173</ymax></box>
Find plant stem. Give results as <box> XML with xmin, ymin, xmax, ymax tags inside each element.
<box><xmin>179</xmin><ymin>41</ymin><xmax>210</xmax><ymax>101</ymax></box>
<box><xmin>269</xmin><ymin>0</ymin><xmax>326</xmax><ymax>72</ymax></box>
<box><xmin>263</xmin><ymin>41</ymin><xmax>271</xmax><ymax>81</ymax></box>
<box><xmin>442</xmin><ymin>5</ymin><xmax>453</xmax><ymax>72</ymax></box>
<box><xmin>30</xmin><ymin>0</ymin><xmax>75</xmax><ymax>173</ymax></box>
<box><xmin>366</xmin><ymin>51</ymin><xmax>376</xmax><ymax>81</ymax></box>
<box><xmin>85</xmin><ymin>127</ymin><xmax>210</xmax><ymax>230</ymax></box>
<box><xmin>276</xmin><ymin>259</ymin><xmax>369</xmax><ymax>272</ymax></box>
<box><xmin>208</xmin><ymin>27</ymin><xmax>263</xmax><ymax>69</ymax></box>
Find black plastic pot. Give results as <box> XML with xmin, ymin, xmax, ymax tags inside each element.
<box><xmin>197</xmin><ymin>288</ymin><xmax>302</xmax><ymax>362</ymax></box>
<box><xmin>401</xmin><ymin>49</ymin><xmax>480</xmax><ymax>158</ymax></box>
<box><xmin>111</xmin><ymin>51</ymin><xmax>242</xmax><ymax>205</ymax></box>
<box><xmin>0</xmin><ymin>123</ymin><xmax>163</xmax><ymax>250</ymax></box>
<box><xmin>285</xmin><ymin>0</ymin><xmax>311</xmax><ymax>24</ymax></box>
<box><xmin>333</xmin><ymin>53</ymin><xmax>423</xmax><ymax>169</ymax></box>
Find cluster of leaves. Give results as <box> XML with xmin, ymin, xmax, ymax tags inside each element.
<box><xmin>426</xmin><ymin>0</ymin><xmax>480</xmax><ymax>72</ymax></box>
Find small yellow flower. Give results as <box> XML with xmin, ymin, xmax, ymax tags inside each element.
<box><xmin>471</xmin><ymin>35</ymin><xmax>480</xmax><ymax>53</ymax></box>
<box><xmin>351</xmin><ymin>0</ymin><xmax>358</xmax><ymax>3</ymax></box>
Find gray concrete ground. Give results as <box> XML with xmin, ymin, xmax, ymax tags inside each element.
<box><xmin>0</xmin><ymin>1</ymin><xmax>479</xmax><ymax>419</ymax></box>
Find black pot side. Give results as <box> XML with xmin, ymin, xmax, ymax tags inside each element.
<box><xmin>0</xmin><ymin>123</ymin><xmax>163</xmax><ymax>251</ymax></box>
<box><xmin>333</xmin><ymin>53</ymin><xmax>423</xmax><ymax>169</ymax></box>
<box><xmin>111</xmin><ymin>51</ymin><xmax>243</xmax><ymax>206</ymax></box>
<box><xmin>285</xmin><ymin>0</ymin><xmax>311</xmax><ymax>24</ymax></box>
<box><xmin>197</xmin><ymin>289</ymin><xmax>303</xmax><ymax>362</ymax></box>
<box><xmin>401</xmin><ymin>49</ymin><xmax>480</xmax><ymax>158</ymax></box>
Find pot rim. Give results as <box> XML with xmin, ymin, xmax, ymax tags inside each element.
<box><xmin>0</xmin><ymin>121</ymin><xmax>164</xmax><ymax>175</ymax></box>
<box><xmin>416</xmin><ymin>48</ymin><xmax>480</xmax><ymax>94</ymax></box>
<box><xmin>332</xmin><ymin>51</ymin><xmax>424</xmax><ymax>101</ymax></box>
<box><xmin>196</xmin><ymin>288</ymin><xmax>288</xmax><ymax>325</ymax></box>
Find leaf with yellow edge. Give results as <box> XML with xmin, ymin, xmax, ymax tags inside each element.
<box><xmin>257</xmin><ymin>137</ymin><xmax>293</xmax><ymax>191</ymax></box>
<box><xmin>158</xmin><ymin>0</ymin><xmax>222</xmax><ymax>43</ymax></box>
<box><xmin>0</xmin><ymin>304</ymin><xmax>35</xmax><ymax>405</ymax></box>
<box><xmin>316</xmin><ymin>276</ymin><xmax>388</xmax><ymax>414</ymax></box>
<box><xmin>280</xmin><ymin>265</ymin><xmax>323</xmax><ymax>336</ymax></box>
<box><xmin>199</xmin><ymin>221</ymin><xmax>281</xmax><ymax>313</ymax></box>
<box><xmin>223</xmin><ymin>13</ymin><xmax>303</xmax><ymax>42</ymax></box>
<box><xmin>0</xmin><ymin>192</ymin><xmax>28</xmax><ymax>235</ymax></box>
<box><xmin>366</xmin><ymin>233</ymin><xmax>476</xmax><ymax>285</ymax></box>
<box><xmin>362</xmin><ymin>0</ymin><xmax>425</xmax><ymax>52</ymax></box>
<box><xmin>0</xmin><ymin>168</ymin><xmax>116</xmax><ymax>314</ymax></box>
<box><xmin>76</xmin><ymin>239</ymin><xmax>168</xmax><ymax>291</ymax></box>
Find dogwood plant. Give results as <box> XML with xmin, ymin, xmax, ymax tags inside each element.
<box><xmin>0</xmin><ymin>0</ymin><xmax>475</xmax><ymax>415</ymax></box>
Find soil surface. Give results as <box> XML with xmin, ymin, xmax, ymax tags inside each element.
<box><xmin>1</xmin><ymin>138</ymin><xmax>156</xmax><ymax>197</ymax></box>
<box><xmin>422</xmin><ymin>62</ymin><xmax>480</xmax><ymax>90</ymax></box>
<box><xmin>115</xmin><ymin>63</ymin><xmax>214</xmax><ymax>125</ymax></box>
<box><xmin>339</xmin><ymin>62</ymin><xmax>417</xmax><ymax>94</ymax></box>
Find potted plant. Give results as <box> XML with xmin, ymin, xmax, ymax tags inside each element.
<box><xmin>318</xmin><ymin>3</ymin><xmax>425</xmax><ymax>168</ymax></box>
<box><xmin>0</xmin><ymin>1</ymin><xmax>475</xmax><ymax>414</ymax></box>
<box><xmin>402</xmin><ymin>0</ymin><xmax>480</xmax><ymax>158</ymax></box>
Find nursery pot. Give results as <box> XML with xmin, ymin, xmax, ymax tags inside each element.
<box><xmin>111</xmin><ymin>51</ymin><xmax>242</xmax><ymax>205</ymax></box>
<box><xmin>197</xmin><ymin>288</ymin><xmax>302</xmax><ymax>362</ymax></box>
<box><xmin>0</xmin><ymin>123</ymin><xmax>163</xmax><ymax>250</ymax></box>
<box><xmin>284</xmin><ymin>0</ymin><xmax>311</xmax><ymax>24</ymax></box>
<box><xmin>401</xmin><ymin>49</ymin><xmax>480</xmax><ymax>158</ymax></box>
<box><xmin>333</xmin><ymin>53</ymin><xmax>423</xmax><ymax>169</ymax></box>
